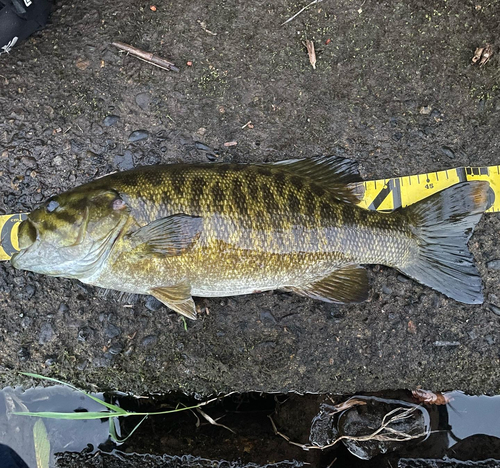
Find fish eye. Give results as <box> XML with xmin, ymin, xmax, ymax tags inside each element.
<box><xmin>46</xmin><ymin>200</ymin><xmax>60</xmax><ymax>212</ymax></box>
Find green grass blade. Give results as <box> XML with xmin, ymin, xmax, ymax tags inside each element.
<box><xmin>19</xmin><ymin>372</ymin><xmax>127</xmax><ymax>415</ymax></box>
<box><xmin>33</xmin><ymin>419</ymin><xmax>50</xmax><ymax>468</ymax></box>
<box><xmin>109</xmin><ymin>415</ymin><xmax>148</xmax><ymax>443</ymax></box>
<box><xmin>13</xmin><ymin>411</ymin><xmax>123</xmax><ymax>420</ymax></box>
<box><xmin>20</xmin><ymin>373</ymin><xmax>80</xmax><ymax>392</ymax></box>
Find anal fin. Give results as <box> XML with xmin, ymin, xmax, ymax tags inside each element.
<box><xmin>150</xmin><ymin>283</ymin><xmax>197</xmax><ymax>319</ymax></box>
<box><xmin>285</xmin><ymin>265</ymin><xmax>369</xmax><ymax>304</ymax></box>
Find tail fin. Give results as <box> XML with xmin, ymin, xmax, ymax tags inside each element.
<box><xmin>398</xmin><ymin>181</ymin><xmax>489</xmax><ymax>304</ymax></box>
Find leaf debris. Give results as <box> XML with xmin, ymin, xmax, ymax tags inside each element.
<box><xmin>304</xmin><ymin>40</ymin><xmax>317</xmax><ymax>69</ymax></box>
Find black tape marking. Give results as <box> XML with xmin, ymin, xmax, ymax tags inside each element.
<box><xmin>456</xmin><ymin>167</ymin><xmax>467</xmax><ymax>182</ymax></box>
<box><xmin>1</xmin><ymin>214</ymin><xmax>27</xmax><ymax>257</ymax></box>
<box><xmin>369</xmin><ymin>179</ymin><xmax>401</xmax><ymax>211</ymax></box>
<box><xmin>487</xmin><ymin>186</ymin><xmax>496</xmax><ymax>211</ymax></box>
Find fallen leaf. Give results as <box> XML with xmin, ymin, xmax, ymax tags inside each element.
<box><xmin>304</xmin><ymin>40</ymin><xmax>317</xmax><ymax>69</ymax></box>
<box><xmin>76</xmin><ymin>58</ymin><xmax>90</xmax><ymax>70</ymax></box>
<box><xmin>412</xmin><ymin>389</ymin><xmax>452</xmax><ymax>405</ymax></box>
<box><xmin>33</xmin><ymin>419</ymin><xmax>50</xmax><ymax>468</ymax></box>
<box><xmin>472</xmin><ymin>44</ymin><xmax>493</xmax><ymax>66</ymax></box>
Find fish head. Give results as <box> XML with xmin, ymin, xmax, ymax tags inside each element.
<box><xmin>11</xmin><ymin>187</ymin><xmax>130</xmax><ymax>278</ymax></box>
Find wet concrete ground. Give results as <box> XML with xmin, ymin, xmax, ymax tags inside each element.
<box><xmin>1</xmin><ymin>0</ymin><xmax>500</xmax><ymax>398</ymax></box>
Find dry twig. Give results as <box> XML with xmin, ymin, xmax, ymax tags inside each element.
<box><xmin>281</xmin><ymin>0</ymin><xmax>323</xmax><ymax>26</ymax></box>
<box><xmin>112</xmin><ymin>42</ymin><xmax>179</xmax><ymax>72</ymax></box>
<box><xmin>197</xmin><ymin>20</ymin><xmax>217</xmax><ymax>36</ymax></box>
<box><xmin>196</xmin><ymin>407</ymin><xmax>236</xmax><ymax>434</ymax></box>
<box><xmin>269</xmin><ymin>404</ymin><xmax>428</xmax><ymax>451</ymax></box>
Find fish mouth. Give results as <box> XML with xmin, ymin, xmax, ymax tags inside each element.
<box><xmin>17</xmin><ymin>219</ymin><xmax>37</xmax><ymax>251</ymax></box>
<box><xmin>11</xmin><ymin>219</ymin><xmax>38</xmax><ymax>269</ymax></box>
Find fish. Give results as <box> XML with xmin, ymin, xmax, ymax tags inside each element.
<box><xmin>11</xmin><ymin>156</ymin><xmax>489</xmax><ymax>319</ymax></box>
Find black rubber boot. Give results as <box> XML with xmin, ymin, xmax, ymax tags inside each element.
<box><xmin>0</xmin><ymin>0</ymin><xmax>52</xmax><ymax>56</ymax></box>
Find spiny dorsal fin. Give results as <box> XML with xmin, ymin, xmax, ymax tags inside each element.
<box><xmin>150</xmin><ymin>283</ymin><xmax>197</xmax><ymax>319</ymax></box>
<box><xmin>131</xmin><ymin>214</ymin><xmax>203</xmax><ymax>256</ymax></box>
<box><xmin>270</xmin><ymin>155</ymin><xmax>365</xmax><ymax>204</ymax></box>
<box><xmin>284</xmin><ymin>265</ymin><xmax>369</xmax><ymax>303</ymax></box>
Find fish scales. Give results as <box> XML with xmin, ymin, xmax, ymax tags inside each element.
<box><xmin>86</xmin><ymin>164</ymin><xmax>413</xmax><ymax>293</ymax></box>
<box><xmin>11</xmin><ymin>156</ymin><xmax>490</xmax><ymax>317</ymax></box>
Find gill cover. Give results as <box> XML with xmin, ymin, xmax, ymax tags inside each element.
<box><xmin>11</xmin><ymin>188</ymin><xmax>129</xmax><ymax>279</ymax></box>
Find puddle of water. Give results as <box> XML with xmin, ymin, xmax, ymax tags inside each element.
<box><xmin>445</xmin><ymin>392</ymin><xmax>500</xmax><ymax>444</ymax></box>
<box><xmin>0</xmin><ymin>386</ymin><xmax>112</xmax><ymax>467</ymax></box>
<box><xmin>1</xmin><ymin>386</ymin><xmax>500</xmax><ymax>468</ymax></box>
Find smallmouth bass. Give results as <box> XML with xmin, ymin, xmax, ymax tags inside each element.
<box><xmin>11</xmin><ymin>156</ymin><xmax>489</xmax><ymax>318</ymax></box>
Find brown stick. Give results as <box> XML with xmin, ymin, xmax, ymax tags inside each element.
<box><xmin>112</xmin><ymin>41</ymin><xmax>179</xmax><ymax>72</ymax></box>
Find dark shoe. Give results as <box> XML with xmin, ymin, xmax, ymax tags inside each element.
<box><xmin>0</xmin><ymin>0</ymin><xmax>52</xmax><ymax>55</ymax></box>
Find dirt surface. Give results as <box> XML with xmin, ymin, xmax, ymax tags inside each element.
<box><xmin>1</xmin><ymin>0</ymin><xmax>500</xmax><ymax>397</ymax></box>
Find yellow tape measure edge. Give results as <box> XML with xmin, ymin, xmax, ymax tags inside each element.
<box><xmin>358</xmin><ymin>164</ymin><xmax>500</xmax><ymax>213</ymax></box>
<box><xmin>0</xmin><ymin>164</ymin><xmax>499</xmax><ymax>261</ymax></box>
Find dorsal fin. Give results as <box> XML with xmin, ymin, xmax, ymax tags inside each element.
<box><xmin>270</xmin><ymin>155</ymin><xmax>365</xmax><ymax>203</ymax></box>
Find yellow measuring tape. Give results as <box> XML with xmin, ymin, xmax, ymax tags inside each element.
<box><xmin>1</xmin><ymin>165</ymin><xmax>499</xmax><ymax>261</ymax></box>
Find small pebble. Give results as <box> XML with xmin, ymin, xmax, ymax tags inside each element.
<box><xmin>128</xmin><ymin>130</ymin><xmax>149</xmax><ymax>142</ymax></box>
<box><xmin>58</xmin><ymin>303</ymin><xmax>69</xmax><ymax>314</ymax></box>
<box><xmin>141</xmin><ymin>335</ymin><xmax>158</xmax><ymax>347</ymax></box>
<box><xmin>487</xmin><ymin>260</ymin><xmax>500</xmax><ymax>270</ymax></box>
<box><xmin>382</xmin><ymin>285</ymin><xmax>393</xmax><ymax>295</ymax></box>
<box><xmin>259</xmin><ymin>309</ymin><xmax>277</xmax><ymax>324</ymax></box>
<box><xmin>21</xmin><ymin>284</ymin><xmax>36</xmax><ymax>300</ymax></box>
<box><xmin>39</xmin><ymin>322</ymin><xmax>55</xmax><ymax>345</ymax></box>
<box><xmin>76</xmin><ymin>360</ymin><xmax>88</xmax><ymax>371</ymax></box>
<box><xmin>21</xmin><ymin>156</ymin><xmax>36</xmax><ymax>167</ymax></box>
<box><xmin>440</xmin><ymin>146</ymin><xmax>455</xmax><ymax>159</ymax></box>
<box><xmin>430</xmin><ymin>109</ymin><xmax>442</xmax><ymax>119</ymax></box>
<box><xmin>135</xmin><ymin>92</ymin><xmax>151</xmax><ymax>110</ymax></box>
<box><xmin>397</xmin><ymin>274</ymin><xmax>409</xmax><ymax>283</ymax></box>
<box><xmin>21</xmin><ymin>316</ymin><xmax>31</xmax><ymax>328</ymax></box>
<box><xmin>103</xmin><ymin>115</ymin><xmax>120</xmax><ymax>126</ymax></box>
<box><xmin>53</xmin><ymin>155</ymin><xmax>63</xmax><ymax>166</ymax></box>
<box><xmin>104</xmin><ymin>324</ymin><xmax>121</xmax><ymax>339</ymax></box>
<box><xmin>145</xmin><ymin>296</ymin><xmax>162</xmax><ymax>312</ymax></box>
<box><xmin>18</xmin><ymin>347</ymin><xmax>30</xmax><ymax>361</ymax></box>
<box><xmin>433</xmin><ymin>340</ymin><xmax>460</xmax><ymax>347</ymax></box>
<box><xmin>91</xmin><ymin>123</ymin><xmax>103</xmax><ymax>135</ymax></box>
<box><xmin>194</xmin><ymin>141</ymin><xmax>212</xmax><ymax>152</ymax></box>
<box><xmin>485</xmin><ymin>335</ymin><xmax>496</xmax><ymax>345</ymax></box>
<box><xmin>114</xmin><ymin>150</ymin><xmax>134</xmax><ymax>171</ymax></box>
<box><xmin>489</xmin><ymin>304</ymin><xmax>500</xmax><ymax>317</ymax></box>
<box><xmin>78</xmin><ymin>326</ymin><xmax>93</xmax><ymax>342</ymax></box>
<box><xmin>108</xmin><ymin>344</ymin><xmax>123</xmax><ymax>355</ymax></box>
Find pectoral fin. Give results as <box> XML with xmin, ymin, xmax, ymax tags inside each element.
<box><xmin>150</xmin><ymin>283</ymin><xmax>197</xmax><ymax>320</ymax></box>
<box><xmin>285</xmin><ymin>265</ymin><xmax>369</xmax><ymax>303</ymax></box>
<box><xmin>132</xmin><ymin>214</ymin><xmax>203</xmax><ymax>256</ymax></box>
